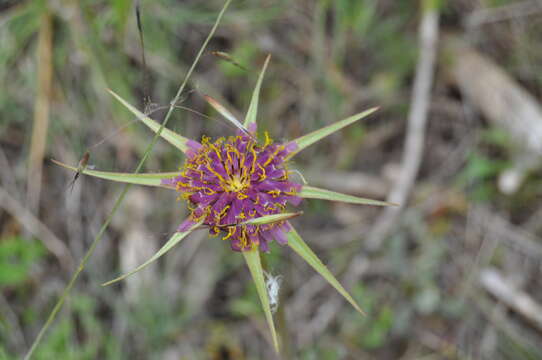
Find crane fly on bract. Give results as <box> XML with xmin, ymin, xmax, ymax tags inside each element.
<box><xmin>66</xmin><ymin>151</ymin><xmax>90</xmax><ymax>194</ymax></box>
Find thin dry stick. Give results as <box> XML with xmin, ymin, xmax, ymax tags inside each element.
<box><xmin>0</xmin><ymin>186</ymin><xmax>73</xmax><ymax>271</ymax></box>
<box><xmin>27</xmin><ymin>12</ymin><xmax>53</xmax><ymax>214</ymax></box>
<box><xmin>23</xmin><ymin>1</ymin><xmax>232</xmax><ymax>358</ymax></box>
<box><xmin>480</xmin><ymin>268</ymin><xmax>542</xmax><ymax>332</ymax></box>
<box><xmin>365</xmin><ymin>5</ymin><xmax>440</xmax><ymax>251</ymax></box>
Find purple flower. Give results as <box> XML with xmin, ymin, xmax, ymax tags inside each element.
<box><xmin>56</xmin><ymin>67</ymin><xmax>386</xmax><ymax>353</ymax></box>
<box><xmin>163</xmin><ymin>130</ymin><xmax>302</xmax><ymax>252</ymax></box>
<box><xmin>49</xmin><ymin>10</ymin><xmax>393</xmax><ymax>353</ymax></box>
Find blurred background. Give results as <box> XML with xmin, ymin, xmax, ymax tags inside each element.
<box><xmin>1</xmin><ymin>0</ymin><xmax>542</xmax><ymax>359</ymax></box>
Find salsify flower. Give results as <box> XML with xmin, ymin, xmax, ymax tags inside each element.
<box><xmin>53</xmin><ymin>56</ymin><xmax>393</xmax><ymax>352</ymax></box>
<box><xmin>162</xmin><ymin>130</ymin><xmax>301</xmax><ymax>252</ymax></box>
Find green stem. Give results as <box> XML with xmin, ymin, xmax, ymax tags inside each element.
<box><xmin>24</xmin><ymin>1</ymin><xmax>232</xmax><ymax>358</ymax></box>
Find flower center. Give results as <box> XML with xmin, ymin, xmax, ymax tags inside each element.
<box><xmin>224</xmin><ymin>174</ymin><xmax>248</xmax><ymax>193</ymax></box>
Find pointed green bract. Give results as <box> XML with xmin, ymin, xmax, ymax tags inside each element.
<box><xmin>243</xmin><ymin>54</ymin><xmax>271</xmax><ymax>130</ymax></box>
<box><xmin>240</xmin><ymin>212</ymin><xmax>303</xmax><ymax>226</ymax></box>
<box><xmin>203</xmin><ymin>95</ymin><xmax>253</xmax><ymax>138</ymax></box>
<box><xmin>285</xmin><ymin>107</ymin><xmax>379</xmax><ymax>159</ymax></box>
<box><xmin>108</xmin><ymin>89</ymin><xmax>191</xmax><ymax>153</ymax></box>
<box><xmin>286</xmin><ymin>226</ymin><xmax>365</xmax><ymax>315</ymax></box>
<box><xmin>102</xmin><ymin>221</ymin><xmax>202</xmax><ymax>286</ymax></box>
<box><xmin>299</xmin><ymin>185</ymin><xmax>396</xmax><ymax>207</ymax></box>
<box><xmin>242</xmin><ymin>249</ymin><xmax>280</xmax><ymax>353</ymax></box>
<box><xmin>51</xmin><ymin>159</ymin><xmax>178</xmax><ymax>188</ymax></box>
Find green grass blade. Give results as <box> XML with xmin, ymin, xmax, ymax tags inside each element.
<box><xmin>24</xmin><ymin>1</ymin><xmax>231</xmax><ymax>358</ymax></box>
<box><xmin>51</xmin><ymin>159</ymin><xmax>178</xmax><ymax>187</ymax></box>
<box><xmin>243</xmin><ymin>54</ymin><xmax>271</xmax><ymax>130</ymax></box>
<box><xmin>102</xmin><ymin>221</ymin><xmax>202</xmax><ymax>286</ymax></box>
<box><xmin>299</xmin><ymin>185</ymin><xmax>396</xmax><ymax>206</ymax></box>
<box><xmin>242</xmin><ymin>249</ymin><xmax>280</xmax><ymax>353</ymax></box>
<box><xmin>240</xmin><ymin>212</ymin><xmax>302</xmax><ymax>226</ymax></box>
<box><xmin>108</xmin><ymin>89</ymin><xmax>190</xmax><ymax>153</ymax></box>
<box><xmin>286</xmin><ymin>226</ymin><xmax>365</xmax><ymax>315</ymax></box>
<box><xmin>286</xmin><ymin>107</ymin><xmax>379</xmax><ymax>159</ymax></box>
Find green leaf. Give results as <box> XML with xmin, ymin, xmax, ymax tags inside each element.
<box><xmin>102</xmin><ymin>221</ymin><xmax>202</xmax><ymax>286</ymax></box>
<box><xmin>299</xmin><ymin>185</ymin><xmax>396</xmax><ymax>206</ymax></box>
<box><xmin>242</xmin><ymin>249</ymin><xmax>280</xmax><ymax>353</ymax></box>
<box><xmin>240</xmin><ymin>212</ymin><xmax>303</xmax><ymax>226</ymax></box>
<box><xmin>243</xmin><ymin>54</ymin><xmax>271</xmax><ymax>130</ymax></box>
<box><xmin>286</xmin><ymin>107</ymin><xmax>379</xmax><ymax>159</ymax></box>
<box><xmin>286</xmin><ymin>226</ymin><xmax>365</xmax><ymax>315</ymax></box>
<box><xmin>108</xmin><ymin>89</ymin><xmax>191</xmax><ymax>153</ymax></box>
<box><xmin>51</xmin><ymin>159</ymin><xmax>178</xmax><ymax>188</ymax></box>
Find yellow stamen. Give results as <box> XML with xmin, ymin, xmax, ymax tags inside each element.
<box><xmin>264</xmin><ymin>131</ymin><xmax>272</xmax><ymax>147</ymax></box>
<box><xmin>206</xmin><ymin>163</ymin><xmax>226</xmax><ymax>183</ymax></box>
<box><xmin>257</xmin><ymin>163</ymin><xmax>267</xmax><ymax>181</ymax></box>
<box><xmin>223</xmin><ymin>226</ymin><xmax>236</xmax><ymax>240</ymax></box>
<box><xmin>237</xmin><ymin>192</ymin><xmax>248</xmax><ymax>200</ymax></box>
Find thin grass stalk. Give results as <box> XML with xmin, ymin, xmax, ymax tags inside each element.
<box><xmin>23</xmin><ymin>1</ymin><xmax>232</xmax><ymax>358</ymax></box>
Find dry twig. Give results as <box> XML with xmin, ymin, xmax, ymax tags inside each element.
<box><xmin>366</xmin><ymin>6</ymin><xmax>440</xmax><ymax>250</ymax></box>
<box><xmin>445</xmin><ymin>36</ymin><xmax>542</xmax><ymax>193</ymax></box>
<box><xmin>480</xmin><ymin>268</ymin><xmax>542</xmax><ymax>332</ymax></box>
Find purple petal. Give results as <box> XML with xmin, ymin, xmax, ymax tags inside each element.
<box><xmin>248</xmin><ymin>122</ymin><xmax>257</xmax><ymax>134</ymax></box>
<box><xmin>270</xmin><ymin>226</ymin><xmax>288</xmax><ymax>245</ymax></box>
<box><xmin>284</xmin><ymin>141</ymin><xmax>298</xmax><ymax>153</ymax></box>
<box><xmin>161</xmin><ymin>177</ymin><xmax>177</xmax><ymax>187</ymax></box>
<box><xmin>177</xmin><ymin>218</ymin><xmax>197</xmax><ymax>232</ymax></box>
<box><xmin>259</xmin><ymin>236</ymin><xmax>270</xmax><ymax>252</ymax></box>
<box><xmin>187</xmin><ymin>139</ymin><xmax>203</xmax><ymax>151</ymax></box>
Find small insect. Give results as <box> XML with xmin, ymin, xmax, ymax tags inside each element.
<box><xmin>211</xmin><ymin>51</ymin><xmax>248</xmax><ymax>71</ymax></box>
<box><xmin>66</xmin><ymin>151</ymin><xmax>90</xmax><ymax>194</ymax></box>
<box><xmin>264</xmin><ymin>271</ymin><xmax>282</xmax><ymax>314</ymax></box>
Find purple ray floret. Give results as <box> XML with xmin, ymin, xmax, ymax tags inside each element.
<box><xmin>163</xmin><ymin>130</ymin><xmax>302</xmax><ymax>252</ymax></box>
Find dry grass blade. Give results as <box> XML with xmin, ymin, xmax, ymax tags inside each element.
<box><xmin>27</xmin><ymin>12</ymin><xmax>53</xmax><ymax>213</ymax></box>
